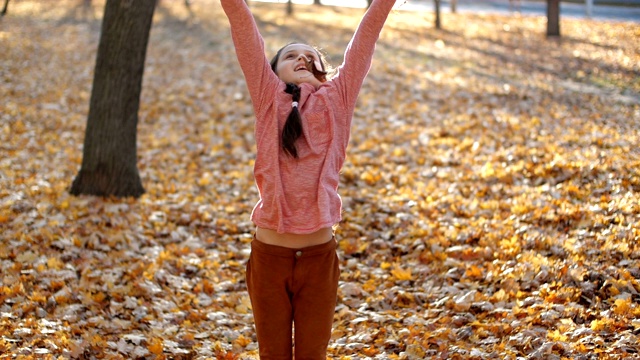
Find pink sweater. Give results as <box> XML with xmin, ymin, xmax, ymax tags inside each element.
<box><xmin>222</xmin><ymin>0</ymin><xmax>394</xmax><ymax>234</ymax></box>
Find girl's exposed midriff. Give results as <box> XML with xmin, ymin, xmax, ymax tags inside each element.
<box><xmin>255</xmin><ymin>226</ymin><xmax>333</xmax><ymax>249</ymax></box>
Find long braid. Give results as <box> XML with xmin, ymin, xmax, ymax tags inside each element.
<box><xmin>282</xmin><ymin>83</ymin><xmax>303</xmax><ymax>158</ymax></box>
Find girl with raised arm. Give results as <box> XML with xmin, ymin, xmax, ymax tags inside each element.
<box><xmin>220</xmin><ymin>0</ymin><xmax>396</xmax><ymax>358</ymax></box>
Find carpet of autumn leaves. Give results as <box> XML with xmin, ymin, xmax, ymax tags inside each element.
<box><xmin>1</xmin><ymin>0</ymin><xmax>640</xmax><ymax>359</ymax></box>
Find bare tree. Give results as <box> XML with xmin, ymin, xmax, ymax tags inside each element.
<box><xmin>547</xmin><ymin>0</ymin><xmax>560</xmax><ymax>36</ymax></box>
<box><xmin>434</xmin><ymin>0</ymin><xmax>441</xmax><ymax>29</ymax></box>
<box><xmin>1</xmin><ymin>0</ymin><xmax>9</xmax><ymax>17</ymax></box>
<box><xmin>157</xmin><ymin>0</ymin><xmax>193</xmax><ymax>10</ymax></box>
<box><xmin>70</xmin><ymin>0</ymin><xmax>157</xmax><ymax>198</ymax></box>
<box><xmin>509</xmin><ymin>0</ymin><xmax>521</xmax><ymax>13</ymax></box>
<box><xmin>79</xmin><ymin>0</ymin><xmax>94</xmax><ymax>20</ymax></box>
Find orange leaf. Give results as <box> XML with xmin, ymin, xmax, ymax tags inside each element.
<box><xmin>148</xmin><ymin>337</ymin><xmax>164</xmax><ymax>355</ymax></box>
<box><xmin>465</xmin><ymin>264</ymin><xmax>484</xmax><ymax>279</ymax></box>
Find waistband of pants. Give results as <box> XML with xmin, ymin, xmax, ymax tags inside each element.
<box><xmin>251</xmin><ymin>235</ymin><xmax>337</xmax><ymax>258</ymax></box>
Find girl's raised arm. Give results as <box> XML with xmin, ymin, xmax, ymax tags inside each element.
<box><xmin>220</xmin><ymin>0</ymin><xmax>279</xmax><ymax>112</ymax></box>
<box><xmin>334</xmin><ymin>0</ymin><xmax>396</xmax><ymax>109</ymax></box>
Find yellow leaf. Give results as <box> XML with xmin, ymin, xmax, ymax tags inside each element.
<box><xmin>480</xmin><ymin>162</ymin><xmax>495</xmax><ymax>178</ymax></box>
<box><xmin>90</xmin><ymin>334</ymin><xmax>107</xmax><ymax>347</ymax></box>
<box><xmin>47</xmin><ymin>257</ymin><xmax>64</xmax><ymax>270</ymax></box>
<box><xmin>590</xmin><ymin>318</ymin><xmax>613</xmax><ymax>331</ymax></box>
<box><xmin>198</xmin><ymin>173</ymin><xmax>211</xmax><ymax>186</ymax></box>
<box><xmin>363</xmin><ymin>279</ymin><xmax>378</xmax><ymax>293</ymax></box>
<box><xmin>612</xmin><ymin>298</ymin><xmax>632</xmax><ymax>316</ymax></box>
<box><xmin>233</xmin><ymin>334</ymin><xmax>251</xmax><ymax>348</ymax></box>
<box><xmin>58</xmin><ymin>200</ymin><xmax>70</xmax><ymax>210</ymax></box>
<box><xmin>547</xmin><ymin>329</ymin><xmax>568</xmax><ymax>342</ymax></box>
<box><xmin>392</xmin><ymin>147</ymin><xmax>405</xmax><ymax>157</ymax></box>
<box><xmin>235</xmin><ymin>295</ymin><xmax>252</xmax><ymax>314</ymax></box>
<box><xmin>29</xmin><ymin>291</ymin><xmax>47</xmax><ymax>304</ymax></box>
<box><xmin>360</xmin><ymin>170</ymin><xmax>380</xmax><ymax>185</ymax></box>
<box><xmin>391</xmin><ymin>265</ymin><xmax>412</xmax><ymax>281</ymax></box>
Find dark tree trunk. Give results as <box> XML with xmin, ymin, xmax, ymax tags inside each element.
<box><xmin>1</xmin><ymin>0</ymin><xmax>9</xmax><ymax>16</ymax></box>
<box><xmin>546</xmin><ymin>0</ymin><xmax>560</xmax><ymax>37</ymax></box>
<box><xmin>70</xmin><ymin>0</ymin><xmax>156</xmax><ymax>198</ymax></box>
<box><xmin>313</xmin><ymin>0</ymin><xmax>322</xmax><ymax>5</ymax></box>
<box><xmin>434</xmin><ymin>0</ymin><xmax>441</xmax><ymax>29</ymax></box>
<box><xmin>287</xmin><ymin>0</ymin><xmax>293</xmax><ymax>15</ymax></box>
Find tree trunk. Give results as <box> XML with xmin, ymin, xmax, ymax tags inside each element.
<box><xmin>313</xmin><ymin>0</ymin><xmax>322</xmax><ymax>5</ymax></box>
<box><xmin>1</xmin><ymin>0</ymin><xmax>9</xmax><ymax>16</ymax></box>
<box><xmin>434</xmin><ymin>0</ymin><xmax>441</xmax><ymax>29</ymax></box>
<box><xmin>546</xmin><ymin>0</ymin><xmax>560</xmax><ymax>37</ymax></box>
<box><xmin>70</xmin><ymin>0</ymin><xmax>156</xmax><ymax>198</ymax></box>
<box><xmin>451</xmin><ymin>0</ymin><xmax>456</xmax><ymax>13</ymax></box>
<box><xmin>287</xmin><ymin>0</ymin><xmax>293</xmax><ymax>15</ymax></box>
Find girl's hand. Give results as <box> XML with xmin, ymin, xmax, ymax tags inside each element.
<box><xmin>307</xmin><ymin>58</ymin><xmax>327</xmax><ymax>83</ymax></box>
<box><xmin>304</xmin><ymin>58</ymin><xmax>327</xmax><ymax>89</ymax></box>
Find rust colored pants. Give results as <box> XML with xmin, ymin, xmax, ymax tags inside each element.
<box><xmin>246</xmin><ymin>238</ymin><xmax>340</xmax><ymax>360</ymax></box>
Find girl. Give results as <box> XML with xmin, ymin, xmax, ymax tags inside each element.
<box><xmin>220</xmin><ymin>0</ymin><xmax>396</xmax><ymax>358</ymax></box>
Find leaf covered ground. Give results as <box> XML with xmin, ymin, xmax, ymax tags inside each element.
<box><xmin>1</xmin><ymin>0</ymin><xmax>639</xmax><ymax>359</ymax></box>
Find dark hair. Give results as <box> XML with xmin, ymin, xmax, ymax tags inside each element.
<box><xmin>270</xmin><ymin>43</ymin><xmax>328</xmax><ymax>158</ymax></box>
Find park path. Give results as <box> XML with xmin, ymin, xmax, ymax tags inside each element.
<box><xmin>256</xmin><ymin>0</ymin><xmax>640</xmax><ymax>22</ymax></box>
<box><xmin>420</xmin><ymin>0</ymin><xmax>640</xmax><ymax>22</ymax></box>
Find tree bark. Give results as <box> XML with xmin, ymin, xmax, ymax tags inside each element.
<box><xmin>434</xmin><ymin>0</ymin><xmax>441</xmax><ymax>29</ymax></box>
<box><xmin>287</xmin><ymin>0</ymin><xmax>293</xmax><ymax>15</ymax></box>
<box><xmin>546</xmin><ymin>0</ymin><xmax>560</xmax><ymax>37</ymax></box>
<box><xmin>70</xmin><ymin>0</ymin><xmax>156</xmax><ymax>198</ymax></box>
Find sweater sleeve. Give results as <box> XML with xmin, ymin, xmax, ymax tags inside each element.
<box><xmin>220</xmin><ymin>0</ymin><xmax>280</xmax><ymax>116</ymax></box>
<box><xmin>333</xmin><ymin>0</ymin><xmax>395</xmax><ymax>111</ymax></box>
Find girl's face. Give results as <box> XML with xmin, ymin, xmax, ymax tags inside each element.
<box><xmin>274</xmin><ymin>44</ymin><xmax>325</xmax><ymax>88</ymax></box>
